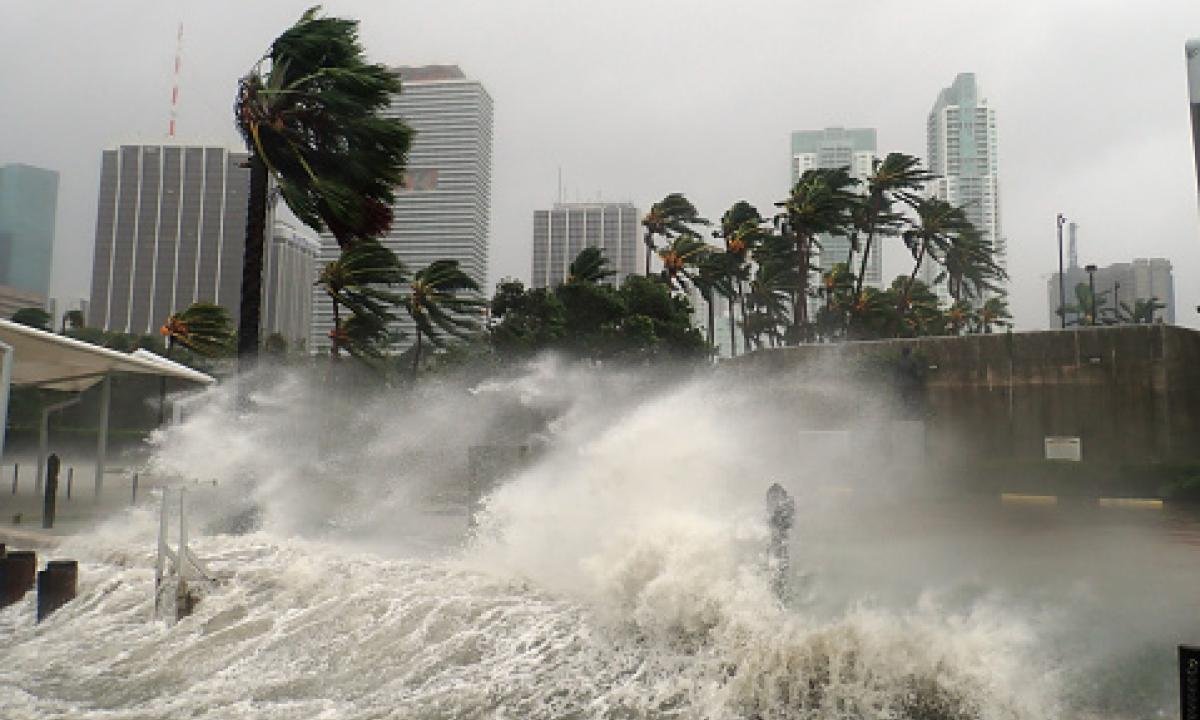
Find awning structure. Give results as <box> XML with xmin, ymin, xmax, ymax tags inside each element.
<box><xmin>0</xmin><ymin>319</ymin><xmax>217</xmax><ymax>496</ymax></box>
<box><xmin>0</xmin><ymin>319</ymin><xmax>214</xmax><ymax>392</ymax></box>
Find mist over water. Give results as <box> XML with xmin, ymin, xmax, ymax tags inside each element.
<box><xmin>2</xmin><ymin>356</ymin><xmax>1197</xmax><ymax>718</ymax></box>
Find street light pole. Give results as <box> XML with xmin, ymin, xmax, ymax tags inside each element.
<box><xmin>1085</xmin><ymin>264</ymin><xmax>1098</xmax><ymax>326</ymax></box>
<box><xmin>1057</xmin><ymin>214</ymin><xmax>1068</xmax><ymax>329</ymax></box>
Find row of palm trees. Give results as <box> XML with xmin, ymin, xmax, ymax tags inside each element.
<box><xmin>639</xmin><ymin>153</ymin><xmax>1011</xmax><ymax>354</ymax></box>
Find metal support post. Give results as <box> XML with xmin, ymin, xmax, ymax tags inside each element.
<box><xmin>94</xmin><ymin>374</ymin><xmax>111</xmax><ymax>498</ymax></box>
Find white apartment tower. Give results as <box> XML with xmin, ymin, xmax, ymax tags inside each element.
<box><xmin>263</xmin><ymin>218</ymin><xmax>319</xmax><ymax>350</ymax></box>
<box><xmin>790</xmin><ymin>128</ymin><xmax>881</xmax><ymax>287</ymax></box>
<box><xmin>531</xmin><ymin>202</ymin><xmax>639</xmax><ymax>288</ymax></box>
<box><xmin>923</xmin><ymin>73</ymin><xmax>1005</xmax><ymax>300</ymax></box>
<box><xmin>310</xmin><ymin>65</ymin><xmax>493</xmax><ymax>351</ymax></box>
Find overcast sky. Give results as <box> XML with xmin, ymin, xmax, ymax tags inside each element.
<box><xmin>2</xmin><ymin>0</ymin><xmax>1198</xmax><ymax>329</ymax></box>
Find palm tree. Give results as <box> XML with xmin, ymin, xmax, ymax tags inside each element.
<box><xmin>744</xmin><ymin>261</ymin><xmax>794</xmax><ymax>349</ymax></box>
<box><xmin>975</xmin><ymin>296</ymin><xmax>1012</xmax><ymax>334</ymax></box>
<box><xmin>775</xmin><ymin>168</ymin><xmax>859</xmax><ymax>341</ymax></box>
<box><xmin>657</xmin><ymin>232</ymin><xmax>710</xmax><ymax>291</ymax></box>
<box><xmin>405</xmin><ymin>260</ymin><xmax>482</xmax><ymax>375</ymax></box>
<box><xmin>234</xmin><ymin>7</ymin><xmax>412</xmax><ymax>366</ymax></box>
<box><xmin>938</xmin><ymin>229</ymin><xmax>1006</xmax><ymax>303</ymax></box>
<box><xmin>717</xmin><ymin>201</ymin><xmax>764</xmax><ymax>357</ymax></box>
<box><xmin>160</xmin><ymin>302</ymin><xmax>235</xmax><ymax>357</ymax></box>
<box><xmin>567</xmin><ymin>246</ymin><xmax>615</xmax><ymax>284</ymax></box>
<box><xmin>899</xmin><ymin>197</ymin><xmax>974</xmax><ymax>312</ymax></box>
<box><xmin>1119</xmin><ymin>297</ymin><xmax>1167</xmax><ymax>324</ymax></box>
<box><xmin>943</xmin><ymin>300</ymin><xmax>973</xmax><ymax>336</ymax></box>
<box><xmin>851</xmin><ymin>153</ymin><xmax>932</xmax><ymax>298</ymax></box>
<box><xmin>642</xmin><ymin>194</ymin><xmax>708</xmax><ymax>276</ymax></box>
<box><xmin>316</xmin><ymin>237</ymin><xmax>407</xmax><ymax>359</ymax></box>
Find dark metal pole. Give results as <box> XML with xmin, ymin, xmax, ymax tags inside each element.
<box><xmin>1057</xmin><ymin>214</ymin><xmax>1067</xmax><ymax>329</ymax></box>
<box><xmin>1113</xmin><ymin>282</ymin><xmax>1121</xmax><ymax>324</ymax></box>
<box><xmin>1086</xmin><ymin>265</ymin><xmax>1098</xmax><ymax>326</ymax></box>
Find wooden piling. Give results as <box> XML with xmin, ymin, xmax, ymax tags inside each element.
<box><xmin>11</xmin><ymin>462</ymin><xmax>17</xmax><ymax>494</ymax></box>
<box><xmin>36</xmin><ymin>560</ymin><xmax>78</xmax><ymax>621</ymax></box>
<box><xmin>0</xmin><ymin>550</ymin><xmax>37</xmax><ymax>608</ymax></box>
<box><xmin>131</xmin><ymin>473</ymin><xmax>139</xmax><ymax>505</ymax></box>
<box><xmin>67</xmin><ymin>467</ymin><xmax>73</xmax><ymax>500</ymax></box>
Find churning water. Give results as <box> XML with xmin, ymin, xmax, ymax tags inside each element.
<box><xmin>1</xmin><ymin>357</ymin><xmax>1198</xmax><ymax>719</ymax></box>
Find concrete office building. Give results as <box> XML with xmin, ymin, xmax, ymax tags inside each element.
<box><xmin>922</xmin><ymin>73</ymin><xmax>1006</xmax><ymax>302</ymax></box>
<box><xmin>531</xmin><ymin>202</ymin><xmax>639</xmax><ymax>288</ymax></box>
<box><xmin>87</xmin><ymin>143</ymin><xmax>250</xmax><ymax>335</ymax></box>
<box><xmin>311</xmin><ymin>65</ymin><xmax>493</xmax><ymax>352</ymax></box>
<box><xmin>264</xmin><ymin>218</ymin><xmax>320</xmax><ymax>350</ymax></box>
<box><xmin>1047</xmin><ymin>258</ymin><xmax>1174</xmax><ymax>327</ymax></box>
<box><xmin>0</xmin><ymin>163</ymin><xmax>59</xmax><ymax>303</ymax></box>
<box><xmin>790</xmin><ymin>128</ymin><xmax>881</xmax><ymax>287</ymax></box>
<box><xmin>1188</xmin><ymin>38</ymin><xmax>1200</xmax><ymax>204</ymax></box>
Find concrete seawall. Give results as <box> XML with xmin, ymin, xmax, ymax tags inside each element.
<box><xmin>730</xmin><ymin>325</ymin><xmax>1200</xmax><ymax>497</ymax></box>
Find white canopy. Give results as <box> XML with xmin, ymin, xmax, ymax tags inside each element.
<box><xmin>0</xmin><ymin>318</ymin><xmax>215</xmax><ymax>391</ymax></box>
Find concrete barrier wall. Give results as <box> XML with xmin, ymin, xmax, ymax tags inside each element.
<box><xmin>731</xmin><ymin>326</ymin><xmax>1200</xmax><ymax>496</ymax></box>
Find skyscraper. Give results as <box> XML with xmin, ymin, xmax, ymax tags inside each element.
<box><xmin>87</xmin><ymin>143</ymin><xmax>250</xmax><ymax>334</ymax></box>
<box><xmin>531</xmin><ymin>202</ymin><xmax>639</xmax><ymax>288</ymax></box>
<box><xmin>0</xmin><ymin>163</ymin><xmax>59</xmax><ymax>300</ymax></box>
<box><xmin>263</xmin><ymin>218</ymin><xmax>319</xmax><ymax>350</ymax></box>
<box><xmin>923</xmin><ymin>73</ymin><xmax>1005</xmax><ymax>300</ymax></box>
<box><xmin>310</xmin><ymin>65</ymin><xmax>493</xmax><ymax>351</ymax></box>
<box><xmin>1187</xmin><ymin>38</ymin><xmax>1200</xmax><ymax>204</ymax></box>
<box><xmin>790</xmin><ymin>128</ymin><xmax>881</xmax><ymax>287</ymax></box>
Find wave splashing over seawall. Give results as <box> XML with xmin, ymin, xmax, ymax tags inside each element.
<box><xmin>0</xmin><ymin>358</ymin><xmax>1060</xmax><ymax>718</ymax></box>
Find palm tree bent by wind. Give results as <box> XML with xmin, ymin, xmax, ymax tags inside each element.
<box><xmin>234</xmin><ymin>6</ymin><xmax>412</xmax><ymax>368</ymax></box>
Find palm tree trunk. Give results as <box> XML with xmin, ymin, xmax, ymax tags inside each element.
<box><xmin>644</xmin><ymin>231</ymin><xmax>653</xmax><ymax>276</ymax></box>
<box><xmin>901</xmin><ymin>244</ymin><xmax>927</xmax><ymax>312</ymax></box>
<box><xmin>237</xmin><ymin>153</ymin><xmax>268</xmax><ymax>372</ymax></box>
<box><xmin>855</xmin><ymin>226</ymin><xmax>876</xmax><ymax>297</ymax></box>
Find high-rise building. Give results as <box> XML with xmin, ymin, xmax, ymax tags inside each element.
<box><xmin>1047</xmin><ymin>258</ymin><xmax>1174</xmax><ymax>327</ymax></box>
<box><xmin>923</xmin><ymin>73</ymin><xmax>1005</xmax><ymax>302</ymax></box>
<box><xmin>0</xmin><ymin>163</ymin><xmax>59</xmax><ymax>300</ymax></box>
<box><xmin>263</xmin><ymin>218</ymin><xmax>319</xmax><ymax>350</ymax></box>
<box><xmin>531</xmin><ymin>202</ymin><xmax>639</xmax><ymax>288</ymax></box>
<box><xmin>790</xmin><ymin>128</ymin><xmax>881</xmax><ymax>287</ymax></box>
<box><xmin>311</xmin><ymin>65</ymin><xmax>493</xmax><ymax>352</ymax></box>
<box><xmin>1187</xmin><ymin>38</ymin><xmax>1200</xmax><ymax>204</ymax></box>
<box><xmin>87</xmin><ymin>143</ymin><xmax>250</xmax><ymax>335</ymax></box>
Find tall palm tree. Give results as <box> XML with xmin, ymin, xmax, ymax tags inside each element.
<box><xmin>775</xmin><ymin>168</ymin><xmax>859</xmax><ymax>341</ymax></box>
<box><xmin>234</xmin><ymin>7</ymin><xmax>412</xmax><ymax>366</ymax></box>
<box><xmin>405</xmin><ymin>260</ymin><xmax>482</xmax><ymax>375</ymax></box>
<box><xmin>851</xmin><ymin>153</ymin><xmax>932</xmax><ymax>298</ymax></box>
<box><xmin>717</xmin><ymin>201</ymin><xmax>764</xmax><ymax>357</ymax></box>
<box><xmin>657</xmin><ymin>232</ymin><xmax>710</xmax><ymax>291</ymax></box>
<box><xmin>938</xmin><ymin>229</ymin><xmax>1006</xmax><ymax>303</ymax></box>
<box><xmin>1119</xmin><ymin>297</ymin><xmax>1167</xmax><ymax>324</ymax></box>
<box><xmin>567</xmin><ymin>246</ymin><xmax>615</xmax><ymax>284</ymax></box>
<box><xmin>744</xmin><ymin>261</ymin><xmax>794</xmax><ymax>349</ymax></box>
<box><xmin>642</xmin><ymin>193</ymin><xmax>708</xmax><ymax>276</ymax></box>
<box><xmin>316</xmin><ymin>237</ymin><xmax>406</xmax><ymax>358</ymax></box>
<box><xmin>899</xmin><ymin>197</ymin><xmax>974</xmax><ymax>312</ymax></box>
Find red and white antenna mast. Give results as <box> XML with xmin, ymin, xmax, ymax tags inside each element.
<box><xmin>168</xmin><ymin>22</ymin><xmax>183</xmax><ymax>137</ymax></box>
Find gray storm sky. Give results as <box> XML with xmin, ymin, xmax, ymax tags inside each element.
<box><xmin>2</xmin><ymin>0</ymin><xmax>1198</xmax><ymax>330</ymax></box>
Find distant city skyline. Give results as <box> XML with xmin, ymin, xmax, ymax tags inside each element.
<box><xmin>3</xmin><ymin>2</ymin><xmax>1199</xmax><ymax>332</ymax></box>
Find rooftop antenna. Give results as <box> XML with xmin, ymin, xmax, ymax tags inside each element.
<box><xmin>168</xmin><ymin>22</ymin><xmax>183</xmax><ymax>137</ymax></box>
<box><xmin>557</xmin><ymin>167</ymin><xmax>563</xmax><ymax>205</ymax></box>
<box><xmin>1068</xmin><ymin>222</ymin><xmax>1079</xmax><ymax>269</ymax></box>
